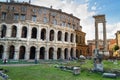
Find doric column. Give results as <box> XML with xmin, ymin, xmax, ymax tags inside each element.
<box><xmin>3</xmin><ymin>45</ymin><xmax>8</xmax><ymax>59</ymax></box>
<box><xmin>103</xmin><ymin>22</ymin><xmax>107</xmax><ymax>51</ymax></box>
<box><xmin>14</xmin><ymin>45</ymin><xmax>19</xmax><ymax>60</ymax></box>
<box><xmin>53</xmin><ymin>47</ymin><xmax>57</xmax><ymax>60</ymax></box>
<box><xmin>35</xmin><ymin>47</ymin><xmax>39</xmax><ymax>60</ymax></box>
<box><xmin>73</xmin><ymin>48</ymin><xmax>76</xmax><ymax>58</ymax></box>
<box><xmin>45</xmin><ymin>46</ymin><xmax>49</xmax><ymax>60</ymax></box>
<box><xmin>95</xmin><ymin>22</ymin><xmax>99</xmax><ymax>49</ymax></box>
<box><xmin>25</xmin><ymin>47</ymin><xmax>30</xmax><ymax>60</ymax></box>
<box><xmin>61</xmin><ymin>48</ymin><xmax>64</xmax><ymax>59</ymax></box>
<box><xmin>67</xmin><ymin>48</ymin><xmax>70</xmax><ymax>59</ymax></box>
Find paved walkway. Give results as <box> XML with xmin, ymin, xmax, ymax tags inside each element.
<box><xmin>0</xmin><ymin>64</ymin><xmax>39</xmax><ymax>67</ymax></box>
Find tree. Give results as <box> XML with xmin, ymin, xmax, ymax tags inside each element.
<box><xmin>113</xmin><ymin>45</ymin><xmax>119</xmax><ymax>51</ymax></box>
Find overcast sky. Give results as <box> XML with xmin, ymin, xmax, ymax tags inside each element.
<box><xmin>1</xmin><ymin>0</ymin><xmax>120</xmax><ymax>41</ymax></box>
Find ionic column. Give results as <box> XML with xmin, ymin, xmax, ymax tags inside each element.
<box><xmin>27</xmin><ymin>25</ymin><xmax>31</xmax><ymax>40</ymax></box>
<box><xmin>17</xmin><ymin>24</ymin><xmax>21</xmax><ymax>38</ymax></box>
<box><xmin>6</xmin><ymin>26</ymin><xmax>11</xmax><ymax>38</ymax></box>
<box><xmin>37</xmin><ymin>27</ymin><xmax>40</xmax><ymax>41</ymax></box>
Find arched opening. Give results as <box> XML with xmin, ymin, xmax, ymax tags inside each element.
<box><xmin>1</xmin><ymin>25</ymin><xmax>7</xmax><ymax>38</ymax></box>
<box><xmin>21</xmin><ymin>26</ymin><xmax>27</xmax><ymax>38</ymax></box>
<box><xmin>30</xmin><ymin>46</ymin><xmax>36</xmax><ymax>59</ymax></box>
<box><xmin>41</xmin><ymin>28</ymin><xmax>46</xmax><ymax>40</ymax></box>
<box><xmin>49</xmin><ymin>30</ymin><xmax>54</xmax><ymax>41</ymax></box>
<box><xmin>11</xmin><ymin>25</ymin><xmax>17</xmax><ymax>37</ymax></box>
<box><xmin>40</xmin><ymin>47</ymin><xmax>45</xmax><ymax>59</ymax></box>
<box><xmin>76</xmin><ymin>49</ymin><xmax>79</xmax><ymax>58</ymax></box>
<box><xmin>19</xmin><ymin>46</ymin><xmax>25</xmax><ymax>59</ymax></box>
<box><xmin>31</xmin><ymin>27</ymin><xmax>37</xmax><ymax>39</ymax></box>
<box><xmin>49</xmin><ymin>47</ymin><xmax>54</xmax><ymax>59</ymax></box>
<box><xmin>57</xmin><ymin>48</ymin><xmax>61</xmax><ymax>59</ymax></box>
<box><xmin>58</xmin><ymin>31</ymin><xmax>62</xmax><ymax>41</ymax></box>
<box><xmin>64</xmin><ymin>48</ymin><xmax>68</xmax><ymax>59</ymax></box>
<box><xmin>0</xmin><ymin>45</ymin><xmax>4</xmax><ymax>59</ymax></box>
<box><xmin>65</xmin><ymin>32</ymin><xmax>68</xmax><ymax>42</ymax></box>
<box><xmin>70</xmin><ymin>33</ymin><xmax>74</xmax><ymax>42</ymax></box>
<box><xmin>70</xmin><ymin>48</ymin><xmax>74</xmax><ymax>58</ymax></box>
<box><xmin>9</xmin><ymin>45</ymin><xmax>15</xmax><ymax>59</ymax></box>
<box><xmin>80</xmin><ymin>50</ymin><xmax>82</xmax><ymax>55</ymax></box>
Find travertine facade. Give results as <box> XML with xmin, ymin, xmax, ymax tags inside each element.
<box><xmin>0</xmin><ymin>1</ymin><xmax>87</xmax><ymax>60</ymax></box>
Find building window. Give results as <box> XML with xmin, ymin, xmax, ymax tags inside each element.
<box><xmin>53</xmin><ymin>18</ymin><xmax>57</xmax><ymax>25</ymax></box>
<box><xmin>32</xmin><ymin>9</ymin><xmax>36</xmax><ymax>13</ymax></box>
<box><xmin>12</xmin><ymin>6</ymin><xmax>15</xmax><ymax>11</ymax></box>
<box><xmin>43</xmin><ymin>9</ymin><xmax>47</xmax><ymax>14</ymax></box>
<box><xmin>39</xmin><ymin>9</ymin><xmax>42</xmax><ymax>14</ymax></box>
<box><xmin>62</xmin><ymin>22</ymin><xmax>66</xmax><ymax>27</ymax></box>
<box><xmin>1</xmin><ymin>12</ymin><xmax>6</xmax><ymax>20</ymax></box>
<box><xmin>43</xmin><ymin>17</ymin><xmax>48</xmax><ymax>24</ymax></box>
<box><xmin>6</xmin><ymin>6</ymin><xmax>10</xmax><ymax>11</ymax></box>
<box><xmin>21</xmin><ymin>6</ymin><xmax>27</xmax><ymax>12</ymax></box>
<box><xmin>20</xmin><ymin>14</ymin><xmax>26</xmax><ymax>20</ymax></box>
<box><xmin>68</xmin><ymin>23</ymin><xmax>71</xmax><ymax>28</ymax></box>
<box><xmin>14</xmin><ymin>13</ymin><xmax>19</xmax><ymax>20</ymax></box>
<box><xmin>32</xmin><ymin>15</ymin><xmax>37</xmax><ymax>22</ymax></box>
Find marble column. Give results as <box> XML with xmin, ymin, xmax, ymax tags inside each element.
<box><xmin>95</xmin><ymin>22</ymin><xmax>99</xmax><ymax>49</ymax></box>
<box><xmin>61</xmin><ymin>48</ymin><xmax>64</xmax><ymax>59</ymax></box>
<box><xmin>25</xmin><ymin>47</ymin><xmax>30</xmax><ymax>60</ymax></box>
<box><xmin>53</xmin><ymin>47</ymin><xmax>57</xmax><ymax>60</ymax></box>
<box><xmin>45</xmin><ymin>47</ymin><xmax>49</xmax><ymax>60</ymax></box>
<box><xmin>103</xmin><ymin>22</ymin><xmax>107</xmax><ymax>52</ymax></box>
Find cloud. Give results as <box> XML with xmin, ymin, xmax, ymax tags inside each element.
<box><xmin>31</xmin><ymin>0</ymin><xmax>119</xmax><ymax>41</ymax></box>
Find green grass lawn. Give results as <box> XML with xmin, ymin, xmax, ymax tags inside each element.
<box><xmin>0</xmin><ymin>60</ymin><xmax>120</xmax><ymax>80</ymax></box>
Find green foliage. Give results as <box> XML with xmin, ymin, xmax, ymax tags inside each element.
<box><xmin>113</xmin><ymin>45</ymin><xmax>119</xmax><ymax>51</ymax></box>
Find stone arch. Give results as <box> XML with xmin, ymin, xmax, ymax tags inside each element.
<box><xmin>19</xmin><ymin>46</ymin><xmax>26</xmax><ymax>59</ymax></box>
<box><xmin>41</xmin><ymin>28</ymin><xmax>46</xmax><ymax>40</ymax></box>
<box><xmin>1</xmin><ymin>25</ymin><xmax>7</xmax><ymax>38</ymax></box>
<box><xmin>58</xmin><ymin>31</ymin><xmax>62</xmax><ymax>41</ymax></box>
<box><xmin>49</xmin><ymin>30</ymin><xmax>54</xmax><ymax>41</ymax></box>
<box><xmin>49</xmin><ymin>47</ymin><xmax>54</xmax><ymax>59</ymax></box>
<box><xmin>21</xmin><ymin>26</ymin><xmax>27</xmax><ymax>38</ymax></box>
<box><xmin>30</xmin><ymin>46</ymin><xmax>36</xmax><ymax>59</ymax></box>
<box><xmin>11</xmin><ymin>25</ymin><xmax>17</xmax><ymax>37</ymax></box>
<box><xmin>70</xmin><ymin>33</ymin><xmax>74</xmax><ymax>42</ymax></box>
<box><xmin>76</xmin><ymin>49</ymin><xmax>79</xmax><ymax>58</ymax></box>
<box><xmin>65</xmin><ymin>32</ymin><xmax>68</xmax><ymax>42</ymax></box>
<box><xmin>76</xmin><ymin>35</ymin><xmax>78</xmax><ymax>43</ymax></box>
<box><xmin>57</xmin><ymin>48</ymin><xmax>61</xmax><ymax>59</ymax></box>
<box><xmin>0</xmin><ymin>45</ymin><xmax>4</xmax><ymax>59</ymax></box>
<box><xmin>40</xmin><ymin>47</ymin><xmax>45</xmax><ymax>59</ymax></box>
<box><xmin>31</xmin><ymin>27</ymin><xmax>37</xmax><ymax>39</ymax></box>
<box><xmin>64</xmin><ymin>48</ymin><xmax>68</xmax><ymax>59</ymax></box>
<box><xmin>70</xmin><ymin>48</ymin><xmax>74</xmax><ymax>58</ymax></box>
<box><xmin>9</xmin><ymin>45</ymin><xmax>15</xmax><ymax>59</ymax></box>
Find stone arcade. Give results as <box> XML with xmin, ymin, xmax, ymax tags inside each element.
<box><xmin>0</xmin><ymin>0</ymin><xmax>88</xmax><ymax>60</ymax></box>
